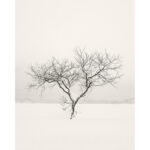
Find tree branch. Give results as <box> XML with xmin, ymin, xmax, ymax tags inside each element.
<box><xmin>28</xmin><ymin>48</ymin><xmax>122</xmax><ymax>119</ymax></box>
<box><xmin>75</xmin><ymin>82</ymin><xmax>92</xmax><ymax>105</ymax></box>
<box><xmin>57</xmin><ymin>81</ymin><xmax>74</xmax><ymax>103</ymax></box>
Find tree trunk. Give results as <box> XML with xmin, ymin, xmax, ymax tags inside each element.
<box><xmin>70</xmin><ymin>103</ymin><xmax>76</xmax><ymax>119</ymax></box>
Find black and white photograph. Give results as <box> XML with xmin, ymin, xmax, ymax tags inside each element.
<box><xmin>15</xmin><ymin>0</ymin><xmax>134</xmax><ymax>150</ymax></box>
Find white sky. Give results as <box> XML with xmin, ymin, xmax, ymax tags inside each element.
<box><xmin>16</xmin><ymin>0</ymin><xmax>134</xmax><ymax>103</ymax></box>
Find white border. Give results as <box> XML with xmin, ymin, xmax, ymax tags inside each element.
<box><xmin>0</xmin><ymin>0</ymin><xmax>15</xmax><ymax>150</ymax></box>
<box><xmin>0</xmin><ymin>0</ymin><xmax>150</xmax><ymax>149</ymax></box>
<box><xmin>135</xmin><ymin>0</ymin><xmax>150</xmax><ymax>150</ymax></box>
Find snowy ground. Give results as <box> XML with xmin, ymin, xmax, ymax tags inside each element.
<box><xmin>16</xmin><ymin>104</ymin><xmax>134</xmax><ymax>150</ymax></box>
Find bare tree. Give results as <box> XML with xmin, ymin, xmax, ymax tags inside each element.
<box><xmin>28</xmin><ymin>48</ymin><xmax>122</xmax><ymax>119</ymax></box>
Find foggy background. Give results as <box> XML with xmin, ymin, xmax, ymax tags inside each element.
<box><xmin>16</xmin><ymin>0</ymin><xmax>134</xmax><ymax>103</ymax></box>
